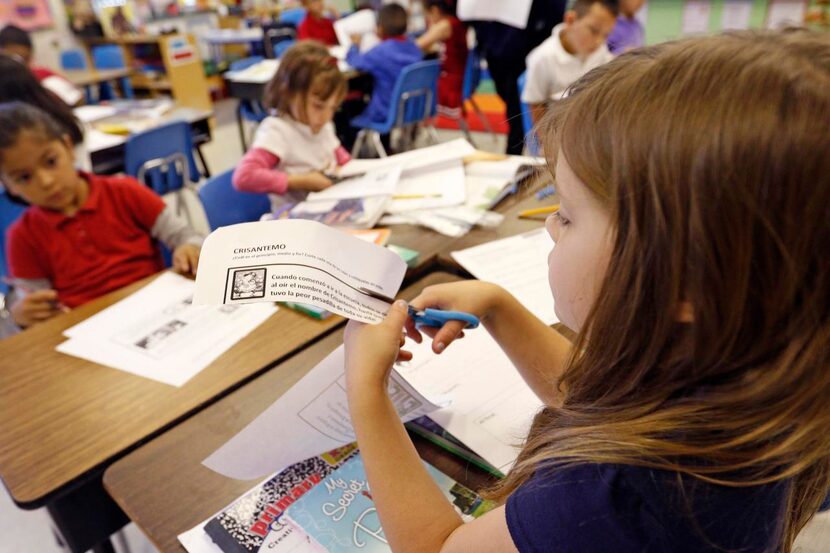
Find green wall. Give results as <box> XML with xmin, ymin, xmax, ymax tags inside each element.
<box><xmin>644</xmin><ymin>0</ymin><xmax>769</xmax><ymax>44</ymax></box>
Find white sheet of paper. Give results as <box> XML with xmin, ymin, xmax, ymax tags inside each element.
<box><xmin>203</xmin><ymin>345</ymin><xmax>441</xmax><ymax>480</ymax></box>
<box><xmin>337</xmin><ymin>138</ymin><xmax>476</xmax><ymax>178</ymax></box>
<box><xmin>334</xmin><ymin>9</ymin><xmax>377</xmax><ymax>47</ymax></box>
<box><xmin>193</xmin><ymin>220</ymin><xmax>406</xmax><ymax>323</ymax></box>
<box><xmin>396</xmin><ymin>330</ymin><xmax>543</xmax><ymax>471</ymax></box>
<box><xmin>57</xmin><ymin>273</ymin><xmax>276</xmax><ymax>387</ymax></box>
<box><xmin>456</xmin><ymin>0</ymin><xmax>533</xmax><ymax>29</ymax></box>
<box><xmin>84</xmin><ymin>128</ymin><xmax>126</xmax><ymax>153</ymax></box>
<box><xmin>386</xmin><ymin>160</ymin><xmax>466</xmax><ymax>213</ymax></box>
<box><xmin>306</xmin><ymin>167</ymin><xmax>401</xmax><ymax>202</ymax></box>
<box><xmin>74</xmin><ymin>105</ymin><xmax>118</xmax><ymax>123</ymax></box>
<box><xmin>682</xmin><ymin>0</ymin><xmax>712</xmax><ymax>34</ymax></box>
<box><xmin>721</xmin><ymin>0</ymin><xmax>753</xmax><ymax>30</ymax></box>
<box><xmin>452</xmin><ymin>228</ymin><xmax>558</xmax><ymax>325</ymax></box>
<box><xmin>225</xmin><ymin>58</ymin><xmax>281</xmax><ymax>83</ymax></box>
<box><xmin>765</xmin><ymin>0</ymin><xmax>806</xmax><ymax>29</ymax></box>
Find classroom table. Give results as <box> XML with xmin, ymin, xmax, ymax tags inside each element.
<box><xmin>0</xmin><ymin>271</ymin><xmax>343</xmax><ymax>553</ymax></box>
<box><xmin>103</xmin><ymin>271</ymin><xmax>497</xmax><ymax>553</ymax></box>
<box><xmin>86</xmin><ymin>107</ymin><xmax>214</xmax><ymax>175</ymax></box>
<box><xmin>64</xmin><ymin>68</ymin><xmax>133</xmax><ymax>88</ymax></box>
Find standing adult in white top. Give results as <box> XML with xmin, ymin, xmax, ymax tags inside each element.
<box><xmin>522</xmin><ymin>0</ymin><xmax>618</xmax><ymax>125</ymax></box>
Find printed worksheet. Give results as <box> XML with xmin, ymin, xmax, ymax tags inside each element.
<box><xmin>451</xmin><ymin>228</ymin><xmax>558</xmax><ymax>325</ymax></box>
<box><xmin>305</xmin><ymin>167</ymin><xmax>400</xmax><ymax>202</ymax></box>
<box><xmin>193</xmin><ymin>220</ymin><xmax>407</xmax><ymax>324</ymax></box>
<box><xmin>337</xmin><ymin>139</ymin><xmax>476</xmax><ymax>178</ymax></box>
<box><xmin>203</xmin><ymin>345</ymin><xmax>441</xmax><ymax>480</ymax></box>
<box><xmin>395</xmin><ymin>330</ymin><xmax>544</xmax><ymax>472</ymax></box>
<box><xmin>57</xmin><ymin>273</ymin><xmax>277</xmax><ymax>386</ymax></box>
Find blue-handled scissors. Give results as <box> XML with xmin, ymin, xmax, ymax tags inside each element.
<box><xmin>359</xmin><ymin>288</ymin><xmax>480</xmax><ymax>329</ymax></box>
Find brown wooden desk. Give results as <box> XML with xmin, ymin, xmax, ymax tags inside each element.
<box><xmin>103</xmin><ymin>272</ymin><xmax>496</xmax><ymax>553</ymax></box>
<box><xmin>64</xmin><ymin>68</ymin><xmax>133</xmax><ymax>87</ymax></box>
<box><xmin>0</xmin><ymin>272</ymin><xmax>342</xmax><ymax>552</ymax></box>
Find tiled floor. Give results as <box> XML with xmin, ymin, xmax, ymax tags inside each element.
<box><xmin>2</xmin><ymin>100</ymin><xmax>827</xmax><ymax>553</ymax></box>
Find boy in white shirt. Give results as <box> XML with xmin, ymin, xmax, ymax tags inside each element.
<box><xmin>522</xmin><ymin>0</ymin><xmax>618</xmax><ymax>124</ymax></box>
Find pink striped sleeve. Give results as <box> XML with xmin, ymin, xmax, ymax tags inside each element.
<box><xmin>232</xmin><ymin>148</ymin><xmax>289</xmax><ymax>195</ymax></box>
<box><xmin>334</xmin><ymin>146</ymin><xmax>352</xmax><ymax>166</ymax></box>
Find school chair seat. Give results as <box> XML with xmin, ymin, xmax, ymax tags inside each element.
<box><xmin>91</xmin><ymin>44</ymin><xmax>134</xmax><ymax>100</ymax></box>
<box><xmin>0</xmin><ymin>192</ymin><xmax>27</xmax><ymax>296</ymax></box>
<box><xmin>198</xmin><ymin>169</ymin><xmax>271</xmax><ymax>230</ymax></box>
<box><xmin>280</xmin><ymin>8</ymin><xmax>307</xmax><ymax>27</ymax></box>
<box><xmin>125</xmin><ymin>120</ymin><xmax>202</xmax><ymax>196</ymax></box>
<box><xmin>350</xmin><ymin>59</ymin><xmax>442</xmax><ymax>157</ymax></box>
<box><xmin>517</xmin><ymin>71</ymin><xmax>540</xmax><ymax>155</ymax></box>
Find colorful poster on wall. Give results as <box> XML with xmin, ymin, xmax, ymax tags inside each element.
<box><xmin>0</xmin><ymin>0</ymin><xmax>54</xmax><ymax>30</ymax></box>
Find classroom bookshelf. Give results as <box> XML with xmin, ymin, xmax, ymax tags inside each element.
<box><xmin>82</xmin><ymin>34</ymin><xmax>213</xmax><ymax>112</ymax></box>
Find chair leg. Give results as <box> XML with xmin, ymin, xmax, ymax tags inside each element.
<box><xmin>425</xmin><ymin>124</ymin><xmax>440</xmax><ymax>146</ymax></box>
<box><xmin>237</xmin><ymin>102</ymin><xmax>248</xmax><ymax>153</ymax></box>
<box><xmin>469</xmin><ymin>97</ymin><xmax>496</xmax><ymax>139</ymax></box>
<box><xmin>195</xmin><ymin>145</ymin><xmax>211</xmax><ymax>179</ymax></box>
<box><xmin>370</xmin><ymin>131</ymin><xmax>388</xmax><ymax>158</ymax></box>
<box><xmin>457</xmin><ymin>117</ymin><xmax>476</xmax><ymax>147</ymax></box>
<box><xmin>351</xmin><ymin>130</ymin><xmax>366</xmax><ymax>158</ymax></box>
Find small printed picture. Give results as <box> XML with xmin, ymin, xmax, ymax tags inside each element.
<box><xmin>231</xmin><ymin>268</ymin><xmax>266</xmax><ymax>300</ymax></box>
<box><xmin>135</xmin><ymin>319</ymin><xmax>187</xmax><ymax>351</ymax></box>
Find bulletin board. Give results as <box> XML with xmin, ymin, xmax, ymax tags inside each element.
<box><xmin>0</xmin><ymin>0</ymin><xmax>55</xmax><ymax>30</ymax></box>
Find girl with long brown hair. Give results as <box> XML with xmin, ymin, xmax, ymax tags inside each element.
<box><xmin>342</xmin><ymin>30</ymin><xmax>830</xmax><ymax>553</ymax></box>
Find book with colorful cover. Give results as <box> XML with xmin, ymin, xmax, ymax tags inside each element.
<box><xmin>405</xmin><ymin>416</ymin><xmax>503</xmax><ymax>478</ymax></box>
<box><xmin>202</xmin><ymin>443</ymin><xmax>359</xmax><ymax>553</ymax></box>
<box><xmin>284</xmin><ymin>454</ymin><xmax>495</xmax><ymax>552</ymax></box>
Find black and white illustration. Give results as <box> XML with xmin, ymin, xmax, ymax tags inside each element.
<box><xmin>231</xmin><ymin>268</ymin><xmax>267</xmax><ymax>300</ymax></box>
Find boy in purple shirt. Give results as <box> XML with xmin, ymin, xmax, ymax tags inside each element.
<box><xmin>608</xmin><ymin>0</ymin><xmax>645</xmax><ymax>54</ymax></box>
<box><xmin>346</xmin><ymin>3</ymin><xmax>423</xmax><ymax>124</ymax></box>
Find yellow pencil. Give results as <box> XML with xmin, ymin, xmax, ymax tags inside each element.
<box><xmin>392</xmin><ymin>193</ymin><xmax>443</xmax><ymax>200</ymax></box>
<box><xmin>518</xmin><ymin>204</ymin><xmax>560</xmax><ymax>219</ymax></box>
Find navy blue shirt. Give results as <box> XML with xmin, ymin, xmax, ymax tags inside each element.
<box><xmin>346</xmin><ymin>38</ymin><xmax>423</xmax><ymax>124</ymax></box>
<box><xmin>506</xmin><ymin>463</ymin><xmax>787</xmax><ymax>552</ymax></box>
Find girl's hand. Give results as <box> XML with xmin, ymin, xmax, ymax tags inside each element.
<box><xmin>173</xmin><ymin>243</ymin><xmax>201</xmax><ymax>275</ymax></box>
<box><xmin>288</xmin><ymin>171</ymin><xmax>333</xmax><ymax>192</ymax></box>
<box><xmin>407</xmin><ymin>281</ymin><xmax>507</xmax><ymax>353</ymax></box>
<box><xmin>11</xmin><ymin>290</ymin><xmax>67</xmax><ymax>328</ymax></box>
<box><xmin>344</xmin><ymin>300</ymin><xmax>412</xmax><ymax>394</ymax></box>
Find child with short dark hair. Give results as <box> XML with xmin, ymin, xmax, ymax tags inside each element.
<box><xmin>297</xmin><ymin>0</ymin><xmax>339</xmax><ymax>46</ymax></box>
<box><xmin>416</xmin><ymin>0</ymin><xmax>468</xmax><ymax>119</ymax></box>
<box><xmin>0</xmin><ymin>103</ymin><xmax>203</xmax><ymax>329</ymax></box>
<box><xmin>522</xmin><ymin>0</ymin><xmax>617</xmax><ymax>124</ymax></box>
<box><xmin>341</xmin><ymin>30</ymin><xmax>830</xmax><ymax>553</ymax></box>
<box><xmin>0</xmin><ymin>25</ymin><xmax>82</xmax><ymax>106</ymax></box>
<box><xmin>345</xmin><ymin>3</ymin><xmax>423</xmax><ymax>125</ymax></box>
<box><xmin>232</xmin><ymin>41</ymin><xmax>350</xmax><ymax>209</ymax></box>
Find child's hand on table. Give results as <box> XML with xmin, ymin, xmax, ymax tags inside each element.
<box><xmin>407</xmin><ymin>281</ymin><xmax>505</xmax><ymax>353</ymax></box>
<box><xmin>173</xmin><ymin>243</ymin><xmax>201</xmax><ymax>276</ymax></box>
<box><xmin>287</xmin><ymin>171</ymin><xmax>333</xmax><ymax>192</ymax></box>
<box><xmin>11</xmin><ymin>290</ymin><xmax>67</xmax><ymax>328</ymax></box>
<box><xmin>344</xmin><ymin>300</ymin><xmax>412</xmax><ymax>394</ymax></box>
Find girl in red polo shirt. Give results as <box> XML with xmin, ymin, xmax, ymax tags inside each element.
<box><xmin>0</xmin><ymin>102</ymin><xmax>203</xmax><ymax>329</ymax></box>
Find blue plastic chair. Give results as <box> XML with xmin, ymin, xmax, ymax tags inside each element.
<box><xmin>125</xmin><ymin>120</ymin><xmax>201</xmax><ymax>196</ymax></box>
<box><xmin>230</xmin><ymin>57</ymin><xmax>269</xmax><ymax>151</ymax></box>
<box><xmin>274</xmin><ymin>38</ymin><xmax>296</xmax><ymax>58</ymax></box>
<box><xmin>280</xmin><ymin>8</ymin><xmax>307</xmax><ymax>26</ymax></box>
<box><xmin>350</xmin><ymin>60</ymin><xmax>442</xmax><ymax>157</ymax></box>
<box><xmin>0</xmin><ymin>193</ymin><xmax>27</xmax><ymax>296</ymax></box>
<box><xmin>60</xmin><ymin>48</ymin><xmax>95</xmax><ymax>104</ymax></box>
<box><xmin>198</xmin><ymin>169</ymin><xmax>272</xmax><ymax>230</ymax></box>
<box><xmin>517</xmin><ymin>71</ymin><xmax>540</xmax><ymax>155</ymax></box>
<box><xmin>91</xmin><ymin>44</ymin><xmax>134</xmax><ymax>100</ymax></box>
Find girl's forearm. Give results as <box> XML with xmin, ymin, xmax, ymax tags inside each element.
<box><xmin>349</xmin><ymin>389</ymin><xmax>464</xmax><ymax>553</ymax></box>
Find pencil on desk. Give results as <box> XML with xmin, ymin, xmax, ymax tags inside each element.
<box><xmin>518</xmin><ymin>204</ymin><xmax>560</xmax><ymax>219</ymax></box>
<box><xmin>392</xmin><ymin>193</ymin><xmax>443</xmax><ymax>200</ymax></box>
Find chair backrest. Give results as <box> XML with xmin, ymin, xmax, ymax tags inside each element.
<box><xmin>125</xmin><ymin>121</ymin><xmax>201</xmax><ymax>195</ymax></box>
<box><xmin>517</xmin><ymin>71</ymin><xmax>540</xmax><ymax>154</ymax></box>
<box><xmin>262</xmin><ymin>24</ymin><xmax>297</xmax><ymax>58</ymax></box>
<box><xmin>91</xmin><ymin>44</ymin><xmax>127</xmax><ymax>70</ymax></box>
<box><xmin>198</xmin><ymin>169</ymin><xmax>271</xmax><ymax>230</ymax></box>
<box><xmin>462</xmin><ymin>48</ymin><xmax>481</xmax><ymax>101</ymax></box>
<box><xmin>385</xmin><ymin>60</ymin><xmax>441</xmax><ymax>130</ymax></box>
<box><xmin>0</xmin><ymin>193</ymin><xmax>27</xmax><ymax>295</ymax></box>
<box><xmin>230</xmin><ymin>55</ymin><xmax>265</xmax><ymax>72</ymax></box>
<box><xmin>273</xmin><ymin>38</ymin><xmax>296</xmax><ymax>58</ymax></box>
<box><xmin>60</xmin><ymin>49</ymin><xmax>88</xmax><ymax>70</ymax></box>
<box><xmin>279</xmin><ymin>8</ymin><xmax>307</xmax><ymax>27</ymax></box>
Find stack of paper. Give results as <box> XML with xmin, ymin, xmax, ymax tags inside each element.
<box><xmin>57</xmin><ymin>273</ymin><xmax>277</xmax><ymax>387</ymax></box>
<box><xmin>451</xmin><ymin>228</ymin><xmax>558</xmax><ymax>325</ymax></box>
